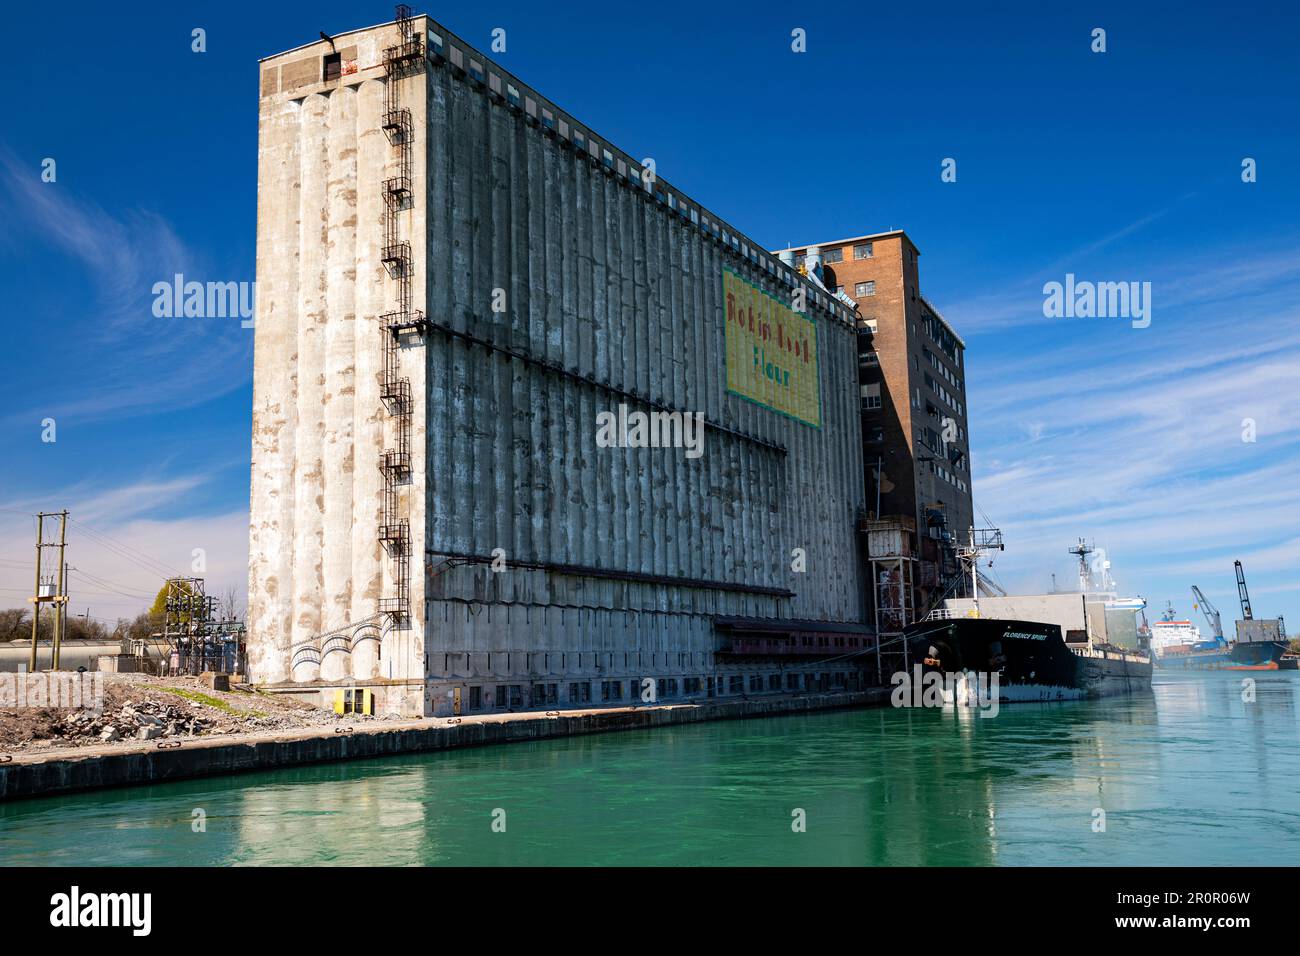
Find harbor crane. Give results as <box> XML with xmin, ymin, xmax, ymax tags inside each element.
<box><xmin>1235</xmin><ymin>560</ymin><xmax>1253</xmax><ymax>621</ymax></box>
<box><xmin>1190</xmin><ymin>585</ymin><xmax>1223</xmax><ymax>640</ymax></box>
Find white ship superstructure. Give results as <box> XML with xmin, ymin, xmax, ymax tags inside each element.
<box><xmin>1149</xmin><ymin>614</ymin><xmax>1203</xmax><ymax>656</ymax></box>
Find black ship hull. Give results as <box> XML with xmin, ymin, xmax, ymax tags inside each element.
<box><xmin>1159</xmin><ymin>636</ymin><xmax>1294</xmax><ymax>670</ymax></box>
<box><xmin>904</xmin><ymin>616</ymin><xmax>1152</xmax><ymax>702</ymax></box>
<box><xmin>1228</xmin><ymin>639</ymin><xmax>1288</xmax><ymax>668</ymax></box>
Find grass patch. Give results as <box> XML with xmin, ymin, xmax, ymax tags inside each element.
<box><xmin>159</xmin><ymin>686</ymin><xmax>269</xmax><ymax>718</ymax></box>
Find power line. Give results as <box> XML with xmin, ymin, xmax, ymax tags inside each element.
<box><xmin>68</xmin><ymin>516</ymin><xmax>178</xmax><ymax>572</ymax></box>
<box><xmin>69</xmin><ymin>567</ymin><xmax>155</xmax><ymax>601</ymax></box>
<box><xmin>66</xmin><ymin>517</ymin><xmax>181</xmax><ymax>579</ymax></box>
<box><xmin>70</xmin><ymin>525</ymin><xmax>176</xmax><ymax>578</ymax></box>
<box><xmin>3</xmin><ymin>557</ymin><xmax>157</xmax><ymax>598</ymax></box>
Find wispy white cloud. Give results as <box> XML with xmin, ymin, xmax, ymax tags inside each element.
<box><xmin>954</xmin><ymin>208</ymin><xmax>1300</xmax><ymax>622</ymax></box>
<box><xmin>0</xmin><ymin>149</ymin><xmax>253</xmax><ymax>428</ymax></box>
<box><xmin>942</xmin><ymin>215</ymin><xmax>1300</xmax><ymax>337</ymax></box>
<box><xmin>967</xmin><ymin>265</ymin><xmax>1300</xmax><ymax>618</ymax></box>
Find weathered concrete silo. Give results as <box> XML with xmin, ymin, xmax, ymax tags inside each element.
<box><xmin>250</xmin><ymin>11</ymin><xmax>869</xmax><ymax>716</ymax></box>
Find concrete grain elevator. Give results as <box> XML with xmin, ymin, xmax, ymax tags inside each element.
<box><xmin>248</xmin><ymin>8</ymin><xmax>871</xmax><ymax>716</ymax></box>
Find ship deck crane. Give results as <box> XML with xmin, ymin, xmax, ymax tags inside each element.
<box><xmin>1190</xmin><ymin>585</ymin><xmax>1223</xmax><ymax>640</ymax></box>
<box><xmin>1235</xmin><ymin>560</ymin><xmax>1253</xmax><ymax>621</ymax></box>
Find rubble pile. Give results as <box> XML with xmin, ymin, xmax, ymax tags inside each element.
<box><xmin>3</xmin><ymin>675</ymin><xmax>407</xmax><ymax>754</ymax></box>
<box><xmin>61</xmin><ymin>701</ymin><xmax>213</xmax><ymax>743</ymax></box>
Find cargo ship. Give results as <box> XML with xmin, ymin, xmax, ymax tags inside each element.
<box><xmin>905</xmin><ymin>615</ymin><xmax>1151</xmax><ymax>701</ymax></box>
<box><xmin>1152</xmin><ymin>631</ymin><xmax>1286</xmax><ymax>670</ymax></box>
<box><xmin>1148</xmin><ymin>610</ymin><xmax>1232</xmax><ymax>669</ymax></box>
<box><xmin>1153</xmin><ymin>567</ymin><xmax>1292</xmax><ymax>670</ymax></box>
<box><xmin>905</xmin><ymin>535</ymin><xmax>1151</xmax><ymax>703</ymax></box>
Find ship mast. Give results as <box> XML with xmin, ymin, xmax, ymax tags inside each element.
<box><xmin>958</xmin><ymin>527</ymin><xmax>1004</xmax><ymax>616</ymax></box>
<box><xmin>1068</xmin><ymin>538</ymin><xmax>1094</xmax><ymax>593</ymax></box>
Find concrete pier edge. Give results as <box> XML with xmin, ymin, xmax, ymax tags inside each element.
<box><xmin>0</xmin><ymin>689</ymin><xmax>889</xmax><ymax>802</ymax></box>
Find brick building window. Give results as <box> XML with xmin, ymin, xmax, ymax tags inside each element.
<box><xmin>823</xmin><ymin>247</ymin><xmax>843</xmax><ymax>263</ymax></box>
<box><xmin>854</xmin><ymin>242</ymin><xmax>874</xmax><ymax>259</ymax></box>
<box><xmin>856</xmin><ymin>281</ymin><xmax>875</xmax><ymax>297</ymax></box>
<box><xmin>861</xmin><ymin>383</ymin><xmax>882</xmax><ymax>410</ymax></box>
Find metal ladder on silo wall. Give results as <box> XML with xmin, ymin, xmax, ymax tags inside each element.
<box><xmin>377</xmin><ymin>4</ymin><xmax>425</xmax><ymax>628</ymax></box>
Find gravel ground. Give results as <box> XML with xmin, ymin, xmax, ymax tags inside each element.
<box><xmin>0</xmin><ymin>673</ymin><xmax>395</xmax><ymax>752</ymax></box>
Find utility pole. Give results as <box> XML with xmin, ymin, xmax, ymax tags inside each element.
<box><xmin>28</xmin><ymin>513</ymin><xmax>44</xmax><ymax>671</ymax></box>
<box><xmin>53</xmin><ymin>513</ymin><xmax>68</xmax><ymax>670</ymax></box>
<box><xmin>27</xmin><ymin>510</ymin><xmax>70</xmax><ymax>672</ymax></box>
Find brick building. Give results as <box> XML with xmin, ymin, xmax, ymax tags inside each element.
<box><xmin>774</xmin><ymin>231</ymin><xmax>973</xmax><ymax>625</ymax></box>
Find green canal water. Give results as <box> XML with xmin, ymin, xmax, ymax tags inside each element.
<box><xmin>2</xmin><ymin>670</ymin><xmax>1299</xmax><ymax>866</ymax></box>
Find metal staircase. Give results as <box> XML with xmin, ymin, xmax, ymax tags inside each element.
<box><xmin>376</xmin><ymin>4</ymin><xmax>426</xmax><ymax>628</ymax></box>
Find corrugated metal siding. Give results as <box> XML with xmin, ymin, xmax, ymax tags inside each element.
<box><xmin>421</xmin><ymin>61</ymin><xmax>865</xmax><ymax>675</ymax></box>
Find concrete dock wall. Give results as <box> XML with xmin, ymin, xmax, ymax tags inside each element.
<box><xmin>0</xmin><ymin>690</ymin><xmax>888</xmax><ymax>802</ymax></box>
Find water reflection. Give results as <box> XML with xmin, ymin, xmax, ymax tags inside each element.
<box><xmin>1</xmin><ymin>672</ymin><xmax>1298</xmax><ymax>866</ymax></box>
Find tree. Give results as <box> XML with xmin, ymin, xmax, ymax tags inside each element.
<box><xmin>148</xmin><ymin>580</ymin><xmax>195</xmax><ymax>623</ymax></box>
<box><xmin>63</xmin><ymin>615</ymin><xmax>109</xmax><ymax>642</ymax></box>
<box><xmin>0</xmin><ymin>608</ymin><xmax>30</xmax><ymax>643</ymax></box>
<box><xmin>217</xmin><ymin>584</ymin><xmax>243</xmax><ymax>623</ymax></box>
<box><xmin>0</xmin><ymin>607</ymin><xmax>57</xmax><ymax>643</ymax></box>
<box><xmin>112</xmin><ymin>612</ymin><xmax>157</xmax><ymax>644</ymax></box>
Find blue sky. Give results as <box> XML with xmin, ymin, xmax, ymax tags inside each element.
<box><xmin>1</xmin><ymin>1</ymin><xmax>1297</xmax><ymax>632</ymax></box>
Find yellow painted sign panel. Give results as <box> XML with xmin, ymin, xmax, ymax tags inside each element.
<box><xmin>723</xmin><ymin>268</ymin><xmax>820</xmax><ymax>427</ymax></box>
